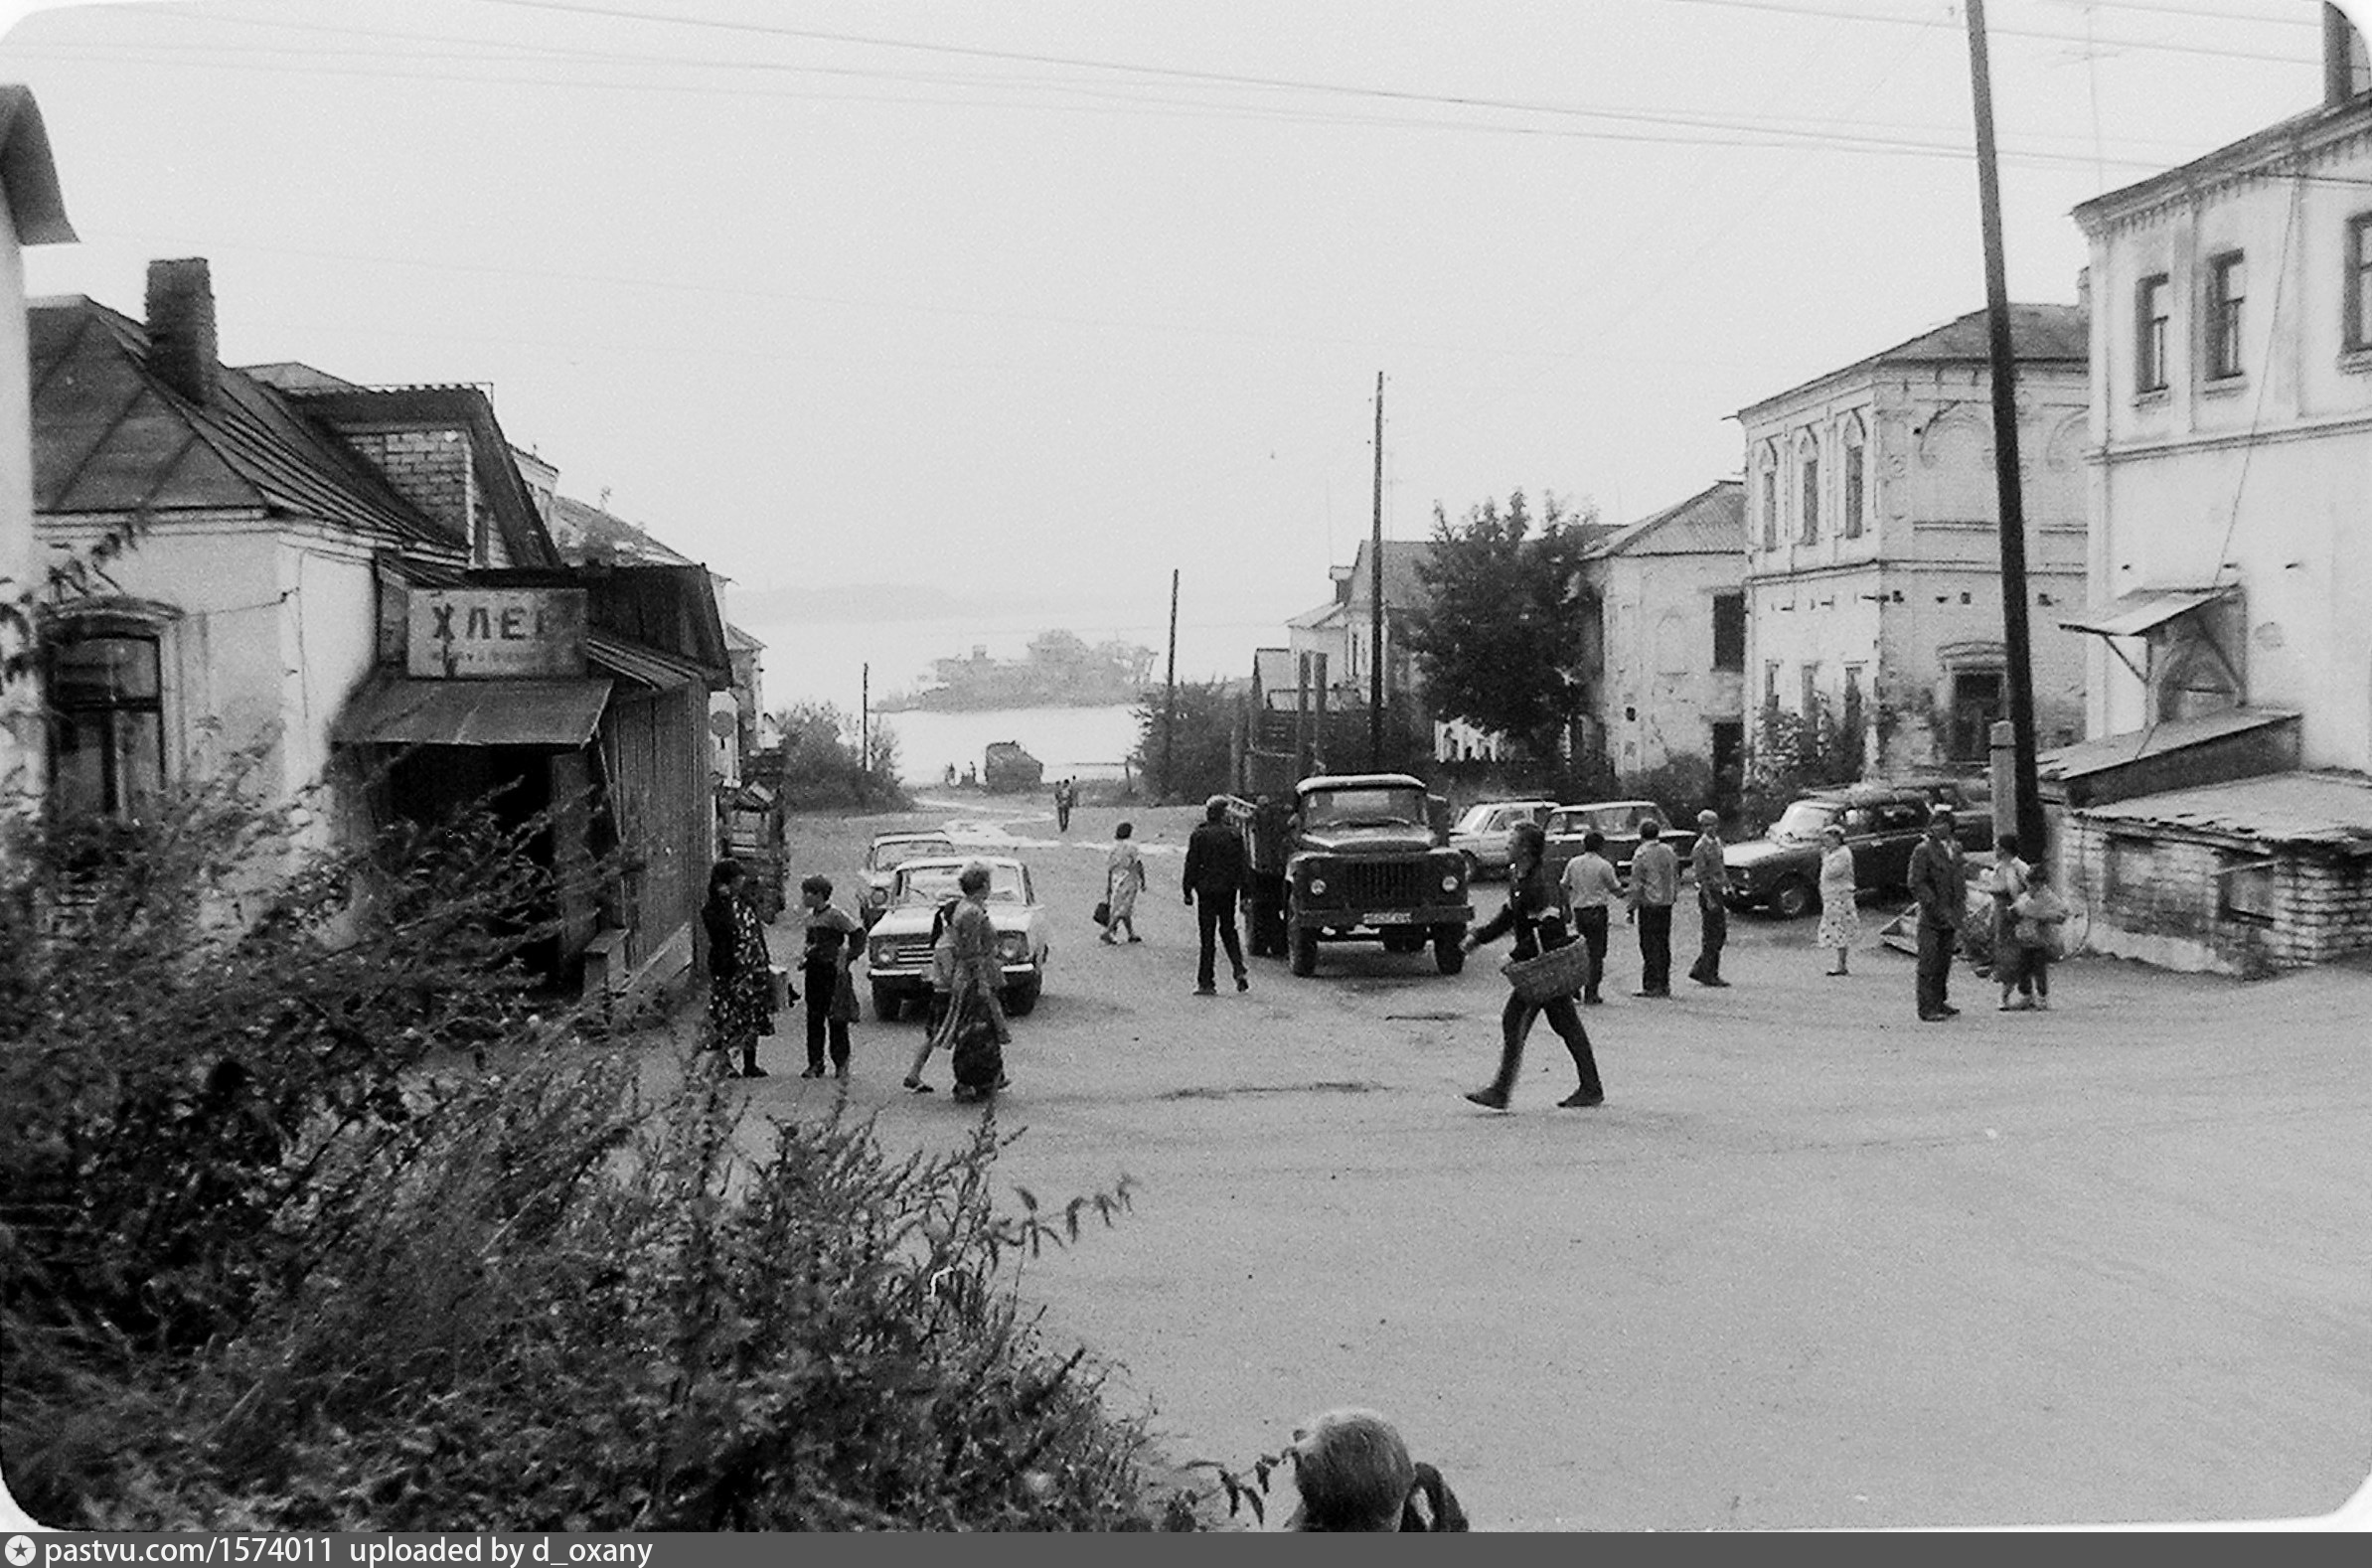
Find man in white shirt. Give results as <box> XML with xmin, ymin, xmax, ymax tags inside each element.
<box><xmin>1557</xmin><ymin>829</ymin><xmax>1623</xmax><ymax>1006</ymax></box>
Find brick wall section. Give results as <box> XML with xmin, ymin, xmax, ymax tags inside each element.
<box><xmin>341</xmin><ymin>428</ymin><xmax>473</xmax><ymax>546</ymax></box>
<box><xmin>2065</xmin><ymin>813</ymin><xmax>2372</xmax><ymax>975</ymax></box>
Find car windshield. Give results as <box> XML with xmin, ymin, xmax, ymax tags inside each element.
<box><xmin>894</xmin><ymin>862</ymin><xmax>1028</xmax><ymax>905</ymax></box>
<box><xmin>870</xmin><ymin>838</ymin><xmax>953</xmax><ymax>871</ymax></box>
<box><xmin>1303</xmin><ymin>787</ymin><xmax>1427</xmax><ymax>828</ymax></box>
<box><xmin>1452</xmin><ymin>805</ymin><xmax>1496</xmax><ymax>835</ymax></box>
<box><xmin>1769</xmin><ymin>802</ymin><xmax>1839</xmax><ymax>843</ymax></box>
<box><xmin>1546</xmin><ymin>810</ymin><xmax>1584</xmax><ymax>836</ymax></box>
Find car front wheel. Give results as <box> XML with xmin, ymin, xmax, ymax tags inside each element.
<box><xmin>1770</xmin><ymin>876</ymin><xmax>1816</xmax><ymax>920</ymax></box>
<box><xmin>1434</xmin><ymin>927</ymin><xmax>1466</xmax><ymax>974</ymax></box>
<box><xmin>1289</xmin><ymin>924</ymin><xmax>1319</xmax><ymax>977</ymax></box>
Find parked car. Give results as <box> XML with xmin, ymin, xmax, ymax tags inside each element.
<box><xmin>1722</xmin><ymin>782</ymin><xmax>1994</xmax><ymax>918</ymax></box>
<box><xmin>857</xmin><ymin>831</ymin><xmax>957</xmax><ymax>927</ymax></box>
<box><xmin>1447</xmin><ymin>799</ymin><xmax>1557</xmax><ymax>880</ymax></box>
<box><xmin>1541</xmin><ymin>798</ymin><xmax>1694</xmax><ymax>885</ymax></box>
<box><xmin>863</xmin><ymin>855</ymin><xmax>1050</xmax><ymax>1019</ymax></box>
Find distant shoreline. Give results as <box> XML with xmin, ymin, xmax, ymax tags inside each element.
<box><xmin>873</xmin><ymin>691</ymin><xmax>1145</xmax><ymax>715</ymax></box>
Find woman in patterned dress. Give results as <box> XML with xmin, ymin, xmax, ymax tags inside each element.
<box><xmin>1815</xmin><ymin>825</ymin><xmax>1860</xmax><ymax>976</ymax></box>
<box><xmin>702</xmin><ymin>859</ymin><xmax>779</xmax><ymax>1077</ymax></box>
<box><xmin>1100</xmin><ymin>821</ymin><xmax>1146</xmax><ymax>944</ymax></box>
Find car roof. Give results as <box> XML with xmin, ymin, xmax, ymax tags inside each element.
<box><xmin>1299</xmin><ymin>773</ymin><xmax>1428</xmax><ymax>794</ymax></box>
<box><xmin>872</xmin><ymin>831</ymin><xmax>955</xmax><ymax>845</ymax></box>
<box><xmin>894</xmin><ymin>855</ymin><xmax>1024</xmax><ymax>872</ymax></box>
<box><xmin>1554</xmin><ymin>798</ymin><xmax>1660</xmax><ymax>813</ymax></box>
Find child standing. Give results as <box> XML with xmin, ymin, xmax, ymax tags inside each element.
<box><xmin>797</xmin><ymin>874</ymin><xmax>865</xmax><ymax>1079</ymax></box>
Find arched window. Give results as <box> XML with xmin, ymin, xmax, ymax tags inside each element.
<box><xmin>1797</xmin><ymin>432</ymin><xmax>1821</xmax><ymax>544</ymax></box>
<box><xmin>47</xmin><ymin>618</ymin><xmax>167</xmax><ymax>823</ymax></box>
<box><xmin>1840</xmin><ymin>414</ymin><xmax>1867</xmax><ymax>540</ymax></box>
<box><xmin>1756</xmin><ymin>442</ymin><xmax>1779</xmax><ymax>549</ymax></box>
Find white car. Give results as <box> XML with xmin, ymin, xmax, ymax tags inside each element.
<box><xmin>858</xmin><ymin>831</ymin><xmax>957</xmax><ymax>927</ymax></box>
<box><xmin>863</xmin><ymin>856</ymin><xmax>1051</xmax><ymax>1019</ymax></box>
<box><xmin>1447</xmin><ymin>799</ymin><xmax>1556</xmax><ymax>880</ymax></box>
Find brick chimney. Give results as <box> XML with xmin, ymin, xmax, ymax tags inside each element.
<box><xmin>144</xmin><ymin>257</ymin><xmax>219</xmax><ymax>405</ymax></box>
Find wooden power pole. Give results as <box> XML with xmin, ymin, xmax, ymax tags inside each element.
<box><xmin>1964</xmin><ymin>0</ymin><xmax>2048</xmax><ymax>860</ymax></box>
<box><xmin>861</xmin><ymin>662</ymin><xmax>870</xmax><ymax>775</ymax></box>
<box><xmin>1163</xmin><ymin>568</ymin><xmax>1180</xmax><ymax>803</ymax></box>
<box><xmin>1369</xmin><ymin>372</ymin><xmax>1385</xmax><ymax>771</ymax></box>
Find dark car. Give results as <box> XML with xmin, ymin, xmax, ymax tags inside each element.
<box><xmin>1541</xmin><ymin>798</ymin><xmax>1694</xmax><ymax>885</ymax></box>
<box><xmin>1722</xmin><ymin>782</ymin><xmax>1993</xmax><ymax>918</ymax></box>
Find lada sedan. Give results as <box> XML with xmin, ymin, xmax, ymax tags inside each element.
<box><xmin>858</xmin><ymin>831</ymin><xmax>957</xmax><ymax>928</ymax></box>
<box><xmin>1540</xmin><ymin>799</ymin><xmax>1691</xmax><ymax>885</ymax></box>
<box><xmin>1447</xmin><ymin>799</ymin><xmax>1556</xmax><ymax>880</ymax></box>
<box><xmin>863</xmin><ymin>856</ymin><xmax>1050</xmax><ymax>1019</ymax></box>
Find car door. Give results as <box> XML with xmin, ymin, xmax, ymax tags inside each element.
<box><xmin>1864</xmin><ymin>801</ymin><xmax>1928</xmax><ymax>889</ymax></box>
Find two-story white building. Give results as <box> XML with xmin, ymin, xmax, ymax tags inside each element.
<box><xmin>1738</xmin><ymin>306</ymin><xmax>2093</xmax><ymax>778</ymax></box>
<box><xmin>2047</xmin><ymin>8</ymin><xmax>2372</xmax><ymax>974</ymax></box>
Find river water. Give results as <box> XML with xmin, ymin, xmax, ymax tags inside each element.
<box><xmin>870</xmin><ymin>704</ymin><xmax>1145</xmax><ymax>788</ymax></box>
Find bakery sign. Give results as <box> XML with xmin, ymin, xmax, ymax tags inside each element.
<box><xmin>407</xmin><ymin>587</ymin><xmax>587</xmax><ymax>679</ymax></box>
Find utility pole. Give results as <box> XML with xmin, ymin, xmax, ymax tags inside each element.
<box><xmin>1162</xmin><ymin>568</ymin><xmax>1180</xmax><ymax>803</ymax></box>
<box><xmin>1965</xmin><ymin>0</ymin><xmax>2047</xmax><ymax>861</ymax></box>
<box><xmin>1369</xmin><ymin>372</ymin><xmax>1385</xmax><ymax>771</ymax></box>
<box><xmin>861</xmin><ymin>663</ymin><xmax>870</xmax><ymax>776</ymax></box>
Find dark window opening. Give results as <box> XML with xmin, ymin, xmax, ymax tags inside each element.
<box><xmin>1711</xmin><ymin>593</ymin><xmax>1746</xmax><ymax>672</ymax></box>
<box><xmin>48</xmin><ymin>628</ymin><xmax>165</xmax><ymax>824</ymax></box>
<box><xmin>2207</xmin><ymin>251</ymin><xmax>2246</xmax><ymax>380</ymax></box>
<box><xmin>2136</xmin><ymin>272</ymin><xmax>2171</xmax><ymax>392</ymax></box>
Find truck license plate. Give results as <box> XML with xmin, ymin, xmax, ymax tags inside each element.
<box><xmin>1363</xmin><ymin>910</ymin><xmax>1412</xmax><ymax>925</ymax></box>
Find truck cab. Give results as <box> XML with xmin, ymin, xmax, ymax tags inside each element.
<box><xmin>1233</xmin><ymin>772</ymin><xmax>1472</xmax><ymax>977</ymax></box>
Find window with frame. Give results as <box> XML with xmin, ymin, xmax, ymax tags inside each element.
<box><xmin>1797</xmin><ymin>435</ymin><xmax>1820</xmax><ymax>543</ymax></box>
<box><xmin>1840</xmin><ymin>417</ymin><xmax>1866</xmax><ymax>539</ymax></box>
<box><xmin>1799</xmin><ymin>663</ymin><xmax>1819</xmax><ymax>720</ymax></box>
<box><xmin>1756</xmin><ymin>443</ymin><xmax>1779</xmax><ymax>549</ymax></box>
<box><xmin>2206</xmin><ymin>251</ymin><xmax>2246</xmax><ymax>380</ymax></box>
<box><xmin>2218</xmin><ymin>857</ymin><xmax>2276</xmax><ymax>924</ymax></box>
<box><xmin>1763</xmin><ymin>661</ymin><xmax>1780</xmax><ymax>707</ymax></box>
<box><xmin>2105</xmin><ymin>836</ymin><xmax>2155</xmax><ymax>905</ymax></box>
<box><xmin>2135</xmin><ymin>272</ymin><xmax>2170</xmax><ymax>392</ymax></box>
<box><xmin>1711</xmin><ymin>592</ymin><xmax>1745</xmax><ymax>672</ymax></box>
<box><xmin>48</xmin><ymin>624</ymin><xmax>166</xmax><ymax>823</ymax></box>
<box><xmin>2346</xmin><ymin>214</ymin><xmax>2372</xmax><ymax>353</ymax></box>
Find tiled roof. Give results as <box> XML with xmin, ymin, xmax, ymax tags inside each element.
<box><xmin>2077</xmin><ymin>770</ymin><xmax>2372</xmax><ymax>854</ymax></box>
<box><xmin>28</xmin><ymin>297</ymin><xmax>461</xmax><ymax>554</ymax></box>
<box><xmin>548</xmin><ymin>493</ymin><xmax>697</xmax><ymax>567</ymax></box>
<box><xmin>1739</xmin><ymin>304</ymin><xmax>2089</xmax><ymax>418</ymax></box>
<box><xmin>1595</xmin><ymin>480</ymin><xmax>1745</xmax><ymax>558</ymax></box>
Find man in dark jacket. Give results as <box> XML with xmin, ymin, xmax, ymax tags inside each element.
<box><xmin>1183</xmin><ymin>795</ymin><xmax>1251</xmax><ymax>995</ymax></box>
<box><xmin>1907</xmin><ymin>805</ymin><xmax>1967</xmax><ymax>1022</ymax></box>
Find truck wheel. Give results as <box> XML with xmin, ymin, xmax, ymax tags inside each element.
<box><xmin>1461</xmin><ymin>852</ymin><xmax>1482</xmax><ymax>883</ymax></box>
<box><xmin>1005</xmin><ymin>975</ymin><xmax>1040</xmax><ymax>1017</ymax></box>
<box><xmin>1289</xmin><ymin>924</ymin><xmax>1319</xmax><ymax>977</ymax></box>
<box><xmin>1770</xmin><ymin>876</ymin><xmax>1816</xmax><ymax>920</ymax></box>
<box><xmin>1435</xmin><ymin>928</ymin><xmax>1466</xmax><ymax>974</ymax></box>
<box><xmin>871</xmin><ymin>984</ymin><xmax>902</xmax><ymax>1021</ymax></box>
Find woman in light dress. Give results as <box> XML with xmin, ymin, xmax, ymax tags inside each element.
<box><xmin>1100</xmin><ymin>821</ymin><xmax>1146</xmax><ymax>944</ymax></box>
<box><xmin>1815</xmin><ymin>824</ymin><xmax>1860</xmax><ymax>976</ymax></box>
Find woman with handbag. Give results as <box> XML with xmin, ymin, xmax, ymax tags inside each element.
<box><xmin>1099</xmin><ymin>821</ymin><xmax>1146</xmax><ymax>944</ymax></box>
<box><xmin>797</xmin><ymin>873</ymin><xmax>866</xmax><ymax>1079</ymax></box>
<box><xmin>703</xmin><ymin>859</ymin><xmax>781</xmax><ymax>1078</ymax></box>
<box><xmin>1461</xmin><ymin>823</ymin><xmax>1604</xmax><ymax>1112</ymax></box>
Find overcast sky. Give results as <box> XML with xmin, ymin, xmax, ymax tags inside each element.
<box><xmin>3</xmin><ymin>0</ymin><xmax>2360</xmax><ymax>703</ymax></box>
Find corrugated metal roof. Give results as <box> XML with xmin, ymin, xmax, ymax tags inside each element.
<box><xmin>335</xmin><ymin>676</ymin><xmax>611</xmax><ymax>747</ymax></box>
<box><xmin>2078</xmin><ymin>771</ymin><xmax>2372</xmax><ymax>854</ymax></box>
<box><xmin>2059</xmin><ymin>586</ymin><xmax>2231</xmax><ymax>639</ymax></box>
<box><xmin>29</xmin><ymin>298</ymin><xmax>463</xmax><ymax>554</ymax></box>
<box><xmin>2039</xmin><ymin>707</ymin><xmax>2298</xmax><ymax>781</ymax></box>
<box><xmin>587</xmin><ymin>628</ymin><xmax>712</xmax><ymax>691</ymax></box>
<box><xmin>548</xmin><ymin>493</ymin><xmax>698</xmax><ymax>567</ymax></box>
<box><xmin>1596</xmin><ymin>480</ymin><xmax>1745</xmax><ymax>558</ymax></box>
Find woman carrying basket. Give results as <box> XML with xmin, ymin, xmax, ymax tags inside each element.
<box><xmin>1462</xmin><ymin>822</ymin><xmax>1605</xmax><ymax>1112</ymax></box>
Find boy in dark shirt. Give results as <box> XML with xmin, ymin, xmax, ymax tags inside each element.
<box><xmin>797</xmin><ymin>874</ymin><xmax>865</xmax><ymax>1079</ymax></box>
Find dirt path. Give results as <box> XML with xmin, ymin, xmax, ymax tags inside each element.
<box><xmin>652</xmin><ymin>794</ymin><xmax>2372</xmax><ymax>1530</ymax></box>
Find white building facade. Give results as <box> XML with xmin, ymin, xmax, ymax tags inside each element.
<box><xmin>1738</xmin><ymin>307</ymin><xmax>2093</xmax><ymax>778</ymax></box>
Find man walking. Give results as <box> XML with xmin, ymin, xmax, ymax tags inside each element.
<box><xmin>1557</xmin><ymin>828</ymin><xmax>1622</xmax><ymax>1005</ymax></box>
<box><xmin>1686</xmin><ymin>809</ymin><xmax>1732</xmax><ymax>988</ymax></box>
<box><xmin>1627</xmin><ymin>819</ymin><xmax>1680</xmax><ymax>998</ymax></box>
<box><xmin>1907</xmin><ymin>804</ymin><xmax>1967</xmax><ymax>1022</ymax></box>
<box><xmin>1183</xmin><ymin>794</ymin><xmax>1250</xmax><ymax>995</ymax></box>
<box><xmin>1054</xmin><ymin>778</ymin><xmax>1074</xmax><ymax>832</ymax></box>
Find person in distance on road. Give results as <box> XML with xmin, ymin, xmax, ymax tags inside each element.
<box><xmin>1284</xmin><ymin>1408</ymin><xmax>1468</xmax><ymax>1532</ymax></box>
<box><xmin>1183</xmin><ymin>795</ymin><xmax>1250</xmax><ymax>995</ymax></box>
<box><xmin>1907</xmin><ymin>804</ymin><xmax>1968</xmax><ymax>1022</ymax></box>
<box><xmin>1463</xmin><ymin>822</ymin><xmax>1603</xmax><ymax>1111</ymax></box>
<box><xmin>1686</xmin><ymin>808</ymin><xmax>1733</xmax><ymax>988</ymax></box>
<box><xmin>1100</xmin><ymin>820</ymin><xmax>1146</xmax><ymax>944</ymax></box>
<box><xmin>1626</xmin><ymin>819</ymin><xmax>1681</xmax><ymax>998</ymax></box>
<box><xmin>1556</xmin><ymin>828</ymin><xmax>1623</xmax><ymax>1005</ymax></box>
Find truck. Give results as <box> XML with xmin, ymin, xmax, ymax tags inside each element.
<box><xmin>1228</xmin><ymin>772</ymin><xmax>1473</xmax><ymax>978</ymax></box>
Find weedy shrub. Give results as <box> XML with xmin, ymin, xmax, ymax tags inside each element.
<box><xmin>3</xmin><ymin>767</ymin><xmax>1180</xmax><ymax>1530</ymax></box>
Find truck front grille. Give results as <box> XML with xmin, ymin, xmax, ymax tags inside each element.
<box><xmin>1340</xmin><ymin>862</ymin><xmax>1435</xmax><ymax>906</ymax></box>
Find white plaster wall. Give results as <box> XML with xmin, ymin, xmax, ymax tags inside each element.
<box><xmin>1603</xmin><ymin>551</ymin><xmax>1746</xmax><ymax>774</ymax></box>
<box><xmin>0</xmin><ymin>186</ymin><xmax>36</xmax><ymax>816</ymax></box>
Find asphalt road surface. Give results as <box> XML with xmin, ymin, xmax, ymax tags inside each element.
<box><xmin>694</xmin><ymin>792</ymin><xmax>2372</xmax><ymax>1531</ymax></box>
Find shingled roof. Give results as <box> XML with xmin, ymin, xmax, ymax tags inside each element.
<box><xmin>30</xmin><ymin>297</ymin><xmax>463</xmax><ymax>556</ymax></box>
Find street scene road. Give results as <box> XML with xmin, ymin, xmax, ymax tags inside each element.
<box><xmin>680</xmin><ymin>794</ymin><xmax>2372</xmax><ymax>1532</ymax></box>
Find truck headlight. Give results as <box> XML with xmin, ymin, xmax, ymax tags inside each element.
<box><xmin>1308</xmin><ymin>876</ymin><xmax>1328</xmax><ymax>896</ymax></box>
<box><xmin>1441</xmin><ymin>872</ymin><xmax>1459</xmax><ymax>892</ymax></box>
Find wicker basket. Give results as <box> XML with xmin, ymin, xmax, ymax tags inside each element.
<box><xmin>1502</xmin><ymin>939</ymin><xmax>1590</xmax><ymax>1005</ymax></box>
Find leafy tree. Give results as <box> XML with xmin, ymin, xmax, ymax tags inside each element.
<box><xmin>1406</xmin><ymin>490</ymin><xmax>1600</xmax><ymax>761</ymax></box>
<box><xmin>1132</xmin><ymin>681</ymin><xmax>1234</xmax><ymax>804</ymax></box>
<box><xmin>772</xmin><ymin>701</ymin><xmax>906</xmax><ymax>810</ymax></box>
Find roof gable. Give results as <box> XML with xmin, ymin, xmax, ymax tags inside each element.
<box><xmin>1595</xmin><ymin>480</ymin><xmax>1745</xmax><ymax>558</ymax></box>
<box><xmin>1738</xmin><ymin>304</ymin><xmax>2089</xmax><ymax>420</ymax></box>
